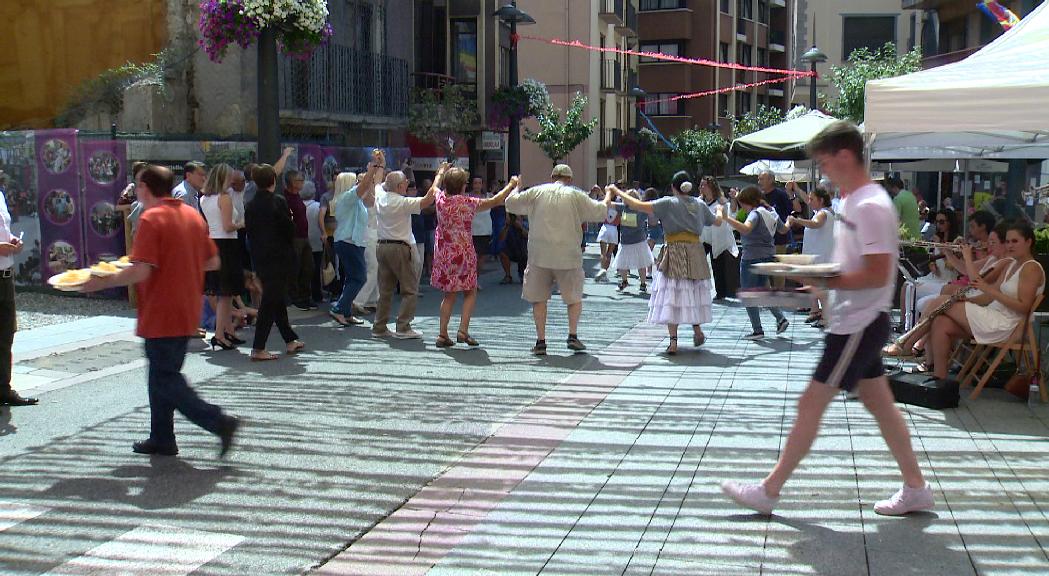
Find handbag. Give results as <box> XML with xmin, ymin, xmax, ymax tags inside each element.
<box><xmin>321</xmin><ymin>242</ymin><xmax>337</xmax><ymax>286</ymax></box>
<box><xmin>1004</xmin><ymin>311</ymin><xmax>1036</xmax><ymax>400</ymax></box>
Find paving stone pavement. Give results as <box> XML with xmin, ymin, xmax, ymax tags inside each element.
<box><xmin>317</xmin><ymin>300</ymin><xmax>1049</xmax><ymax>576</ymax></box>
<box><xmin>3</xmin><ymin>251</ymin><xmax>1049</xmax><ymax>575</ymax></box>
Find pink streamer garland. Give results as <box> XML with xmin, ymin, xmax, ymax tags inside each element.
<box><xmin>641</xmin><ymin>75</ymin><xmax>795</xmax><ymax>105</ymax></box>
<box><xmin>521</xmin><ymin>36</ymin><xmax>815</xmax><ymax>78</ymax></box>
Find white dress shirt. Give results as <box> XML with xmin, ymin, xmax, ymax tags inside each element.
<box><xmin>0</xmin><ymin>192</ymin><xmax>13</xmax><ymax>270</ymax></box>
<box><xmin>376</xmin><ymin>188</ymin><xmax>423</xmax><ymax>244</ymax></box>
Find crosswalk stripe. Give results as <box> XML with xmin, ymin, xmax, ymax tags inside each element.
<box><xmin>0</xmin><ymin>501</ymin><xmax>49</xmax><ymax>532</ymax></box>
<box><xmin>43</xmin><ymin>524</ymin><xmax>243</xmax><ymax>575</ymax></box>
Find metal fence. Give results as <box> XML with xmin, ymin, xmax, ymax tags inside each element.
<box><xmin>278</xmin><ymin>43</ymin><xmax>410</xmax><ymax>120</ymax></box>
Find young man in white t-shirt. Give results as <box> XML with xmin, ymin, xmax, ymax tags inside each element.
<box><xmin>722</xmin><ymin>121</ymin><xmax>933</xmax><ymax>517</ymax></box>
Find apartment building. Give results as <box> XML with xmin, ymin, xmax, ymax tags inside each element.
<box><xmin>637</xmin><ymin>0</ymin><xmax>795</xmax><ymax>140</ymax></box>
<box><xmin>903</xmin><ymin>0</ymin><xmax>1043</xmax><ymax>68</ymax></box>
<box><xmin>791</xmin><ymin>0</ymin><xmax>916</xmax><ymax>107</ymax></box>
<box><xmin>517</xmin><ymin>0</ymin><xmax>639</xmax><ymax>186</ymax></box>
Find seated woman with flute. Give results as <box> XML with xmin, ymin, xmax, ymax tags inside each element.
<box><xmin>913</xmin><ymin>221</ymin><xmax>1044</xmax><ymax>379</ymax></box>
<box><xmin>885</xmin><ymin>222</ymin><xmax>1012</xmax><ymax>358</ymax></box>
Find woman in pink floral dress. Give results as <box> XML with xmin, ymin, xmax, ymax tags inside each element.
<box><xmin>432</xmin><ymin>169</ymin><xmax>519</xmax><ymax>348</ymax></box>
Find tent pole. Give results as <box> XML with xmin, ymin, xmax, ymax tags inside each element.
<box><xmin>962</xmin><ymin>163</ymin><xmax>970</xmax><ymax>238</ymax></box>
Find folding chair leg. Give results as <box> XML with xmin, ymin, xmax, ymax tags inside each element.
<box><xmin>961</xmin><ymin>345</ymin><xmax>991</xmax><ymax>388</ymax></box>
<box><xmin>971</xmin><ymin>349</ymin><xmax>1009</xmax><ymax>400</ymax></box>
<box><xmin>957</xmin><ymin>343</ymin><xmax>983</xmax><ymax>384</ymax></box>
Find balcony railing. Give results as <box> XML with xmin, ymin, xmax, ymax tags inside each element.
<box><xmin>769</xmin><ymin>29</ymin><xmax>785</xmax><ymax>50</ymax></box>
<box><xmin>599</xmin><ymin>128</ymin><xmax>623</xmax><ymax>157</ymax></box>
<box><xmin>737</xmin><ymin>18</ymin><xmax>747</xmax><ymax>36</ymax></box>
<box><xmin>601</xmin><ymin>59</ymin><xmax>622</xmax><ymax>92</ymax></box>
<box><xmin>621</xmin><ymin>1</ymin><xmax>638</xmax><ymax>36</ymax></box>
<box><xmin>640</xmin><ymin>0</ymin><xmax>686</xmax><ymax>9</ymax></box>
<box><xmin>600</xmin><ymin>0</ymin><xmax>625</xmax><ymax>25</ymax></box>
<box><xmin>279</xmin><ymin>43</ymin><xmax>409</xmax><ymax>121</ymax></box>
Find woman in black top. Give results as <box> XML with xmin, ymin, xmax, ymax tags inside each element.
<box><xmin>245</xmin><ymin>164</ymin><xmax>303</xmax><ymax>361</ymax></box>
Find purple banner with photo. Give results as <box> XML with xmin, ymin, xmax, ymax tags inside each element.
<box><xmin>296</xmin><ymin>144</ymin><xmax>324</xmax><ymax>197</ymax></box>
<box><xmin>34</xmin><ymin>128</ymin><xmax>82</xmax><ymax>279</ymax></box>
<box><xmin>79</xmin><ymin>140</ymin><xmax>127</xmax><ymax>265</ymax></box>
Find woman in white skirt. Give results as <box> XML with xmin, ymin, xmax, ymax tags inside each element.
<box><xmin>611</xmin><ymin>189</ymin><xmax>654</xmax><ymax>293</ymax></box>
<box><xmin>595</xmin><ymin>203</ymin><xmax>620</xmax><ymax>282</ymax></box>
<box><xmin>609</xmin><ymin>171</ymin><xmax>719</xmax><ymax>354</ymax></box>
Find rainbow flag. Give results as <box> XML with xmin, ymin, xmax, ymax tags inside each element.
<box><xmin>977</xmin><ymin>0</ymin><xmax>1021</xmax><ymax>31</ymax></box>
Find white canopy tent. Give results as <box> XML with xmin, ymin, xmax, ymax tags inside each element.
<box><xmin>739</xmin><ymin>159</ymin><xmax>814</xmax><ymax>182</ymax></box>
<box><xmin>865</xmin><ymin>1</ymin><xmax>1049</xmax><ymax>160</ymax></box>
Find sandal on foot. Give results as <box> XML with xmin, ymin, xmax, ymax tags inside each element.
<box><xmin>665</xmin><ymin>337</ymin><xmax>679</xmax><ymax>355</ymax></box>
<box><xmin>693</xmin><ymin>332</ymin><xmax>706</xmax><ymax>347</ymax></box>
<box><xmin>436</xmin><ymin>335</ymin><xmax>455</xmax><ymax>348</ymax></box>
<box><xmin>456</xmin><ymin>331</ymin><xmax>480</xmax><ymax>347</ymax></box>
<box><xmin>883</xmin><ymin>342</ymin><xmax>915</xmax><ymax>358</ymax></box>
<box><xmin>499</xmin><ymin>276</ymin><xmax>513</xmax><ymax>285</ymax></box>
<box><xmin>286</xmin><ymin>341</ymin><xmax>305</xmax><ymax>354</ymax></box>
<box><xmin>250</xmin><ymin>351</ymin><xmax>278</xmax><ymax>362</ymax></box>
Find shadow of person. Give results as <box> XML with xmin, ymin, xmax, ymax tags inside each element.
<box><xmin>774</xmin><ymin>514</ymin><xmax>969</xmax><ymax>576</ymax></box>
<box><xmin>45</xmin><ymin>459</ymin><xmax>235</xmax><ymax>511</ymax></box>
<box><xmin>0</xmin><ymin>407</ymin><xmax>15</xmax><ymax>436</ymax></box>
<box><xmin>442</xmin><ymin>348</ymin><xmax>493</xmax><ymax>366</ymax></box>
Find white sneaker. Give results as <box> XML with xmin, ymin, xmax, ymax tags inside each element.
<box><xmin>393</xmin><ymin>329</ymin><xmax>423</xmax><ymax>340</ymax></box>
<box><xmin>874</xmin><ymin>483</ymin><xmax>934</xmax><ymax>516</ymax></box>
<box><xmin>721</xmin><ymin>480</ymin><xmax>778</xmax><ymax>515</ymax></box>
<box><xmin>595</xmin><ymin>268</ymin><xmax>608</xmax><ymax>282</ymax></box>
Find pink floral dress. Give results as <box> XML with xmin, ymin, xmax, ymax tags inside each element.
<box><xmin>431</xmin><ymin>191</ymin><xmax>483</xmax><ymax>292</ymax></box>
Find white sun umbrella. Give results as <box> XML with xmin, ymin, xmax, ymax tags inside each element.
<box><xmin>740</xmin><ymin>159</ymin><xmax>814</xmax><ymax>182</ymax></box>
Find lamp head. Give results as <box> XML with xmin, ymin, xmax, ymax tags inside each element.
<box><xmin>800</xmin><ymin>46</ymin><xmax>828</xmax><ymax>64</ymax></box>
<box><xmin>494</xmin><ymin>2</ymin><xmax>535</xmax><ymax>25</ymax></box>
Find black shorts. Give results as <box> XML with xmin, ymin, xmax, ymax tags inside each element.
<box><xmin>473</xmin><ymin>235</ymin><xmax>491</xmax><ymax>256</ymax></box>
<box><xmin>813</xmin><ymin>312</ymin><xmax>890</xmax><ymax>392</ymax></box>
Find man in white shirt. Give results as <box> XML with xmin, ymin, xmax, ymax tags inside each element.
<box><xmin>722</xmin><ymin>121</ymin><xmax>933</xmax><ymax>517</ymax></box>
<box><xmin>373</xmin><ymin>168</ymin><xmax>436</xmax><ymax>339</ymax></box>
<box><xmin>505</xmin><ymin>164</ymin><xmax>612</xmax><ymax>355</ymax></box>
<box><xmin>172</xmin><ymin>161</ymin><xmax>206</xmax><ymax>211</ymax></box>
<box><xmin>0</xmin><ymin>188</ymin><xmax>31</xmax><ymax>406</ymax></box>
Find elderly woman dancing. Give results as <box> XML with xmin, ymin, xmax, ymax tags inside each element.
<box><xmin>609</xmin><ymin>171</ymin><xmax>720</xmax><ymax>354</ymax></box>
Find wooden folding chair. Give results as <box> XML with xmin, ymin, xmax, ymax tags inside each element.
<box><xmin>966</xmin><ymin>294</ymin><xmax>1045</xmax><ymax>401</ymax></box>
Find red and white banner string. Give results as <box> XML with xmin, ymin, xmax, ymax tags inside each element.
<box><xmin>642</xmin><ymin>75</ymin><xmax>795</xmax><ymax>105</ymax></box>
<box><xmin>520</xmin><ymin>35</ymin><xmax>815</xmax><ymax>78</ymax></box>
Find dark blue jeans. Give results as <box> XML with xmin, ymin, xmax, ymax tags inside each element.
<box><xmin>332</xmin><ymin>241</ymin><xmax>367</xmax><ymax>316</ymax></box>
<box><xmin>740</xmin><ymin>257</ymin><xmax>786</xmax><ymax>333</ymax></box>
<box><xmin>144</xmin><ymin>337</ymin><xmax>224</xmax><ymax>448</ymax></box>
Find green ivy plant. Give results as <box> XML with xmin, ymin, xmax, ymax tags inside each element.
<box><xmin>407</xmin><ymin>83</ymin><xmax>480</xmax><ymax>161</ymax></box>
<box><xmin>830</xmin><ymin>43</ymin><xmax>922</xmax><ymax>123</ymax></box>
<box><xmin>524</xmin><ymin>92</ymin><xmax>598</xmax><ymax>164</ymax></box>
<box><xmin>55</xmin><ymin>38</ymin><xmax>193</xmax><ymax>128</ymax></box>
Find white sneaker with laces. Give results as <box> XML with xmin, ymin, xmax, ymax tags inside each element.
<box><xmin>595</xmin><ymin>268</ymin><xmax>608</xmax><ymax>282</ymax></box>
<box><xmin>721</xmin><ymin>480</ymin><xmax>778</xmax><ymax>515</ymax></box>
<box><xmin>874</xmin><ymin>483</ymin><xmax>934</xmax><ymax>516</ymax></box>
<box><xmin>393</xmin><ymin>329</ymin><xmax>423</xmax><ymax>340</ymax></box>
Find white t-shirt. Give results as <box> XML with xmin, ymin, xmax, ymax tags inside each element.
<box><xmin>801</xmin><ymin>208</ymin><xmax>835</xmax><ymax>264</ymax></box>
<box><xmin>375</xmin><ymin>187</ymin><xmax>422</xmax><ymax>244</ymax></box>
<box><xmin>471</xmin><ymin>195</ymin><xmax>493</xmax><ymax>236</ymax></box>
<box><xmin>829</xmin><ymin>183</ymin><xmax>899</xmax><ymax>335</ymax></box>
<box><xmin>0</xmin><ymin>191</ymin><xmax>13</xmax><ymax>270</ymax></box>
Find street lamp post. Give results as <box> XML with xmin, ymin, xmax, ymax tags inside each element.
<box><xmin>629</xmin><ymin>86</ymin><xmax>646</xmax><ymax>185</ymax></box>
<box><xmin>799</xmin><ymin>45</ymin><xmax>827</xmax><ymax>111</ymax></box>
<box><xmin>494</xmin><ymin>1</ymin><xmax>535</xmax><ymax>179</ymax></box>
<box><xmin>799</xmin><ymin>46</ymin><xmax>827</xmax><ymax>188</ymax></box>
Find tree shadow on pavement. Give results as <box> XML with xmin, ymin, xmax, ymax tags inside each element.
<box><xmin>44</xmin><ymin>459</ymin><xmax>238</xmax><ymax>511</ymax></box>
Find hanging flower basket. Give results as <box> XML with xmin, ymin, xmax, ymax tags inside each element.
<box><xmin>198</xmin><ymin>0</ymin><xmax>333</xmax><ymax>63</ymax></box>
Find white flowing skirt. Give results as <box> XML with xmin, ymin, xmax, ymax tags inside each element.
<box><xmin>597</xmin><ymin>224</ymin><xmax>619</xmax><ymax>244</ymax></box>
<box><xmin>647</xmin><ymin>269</ymin><xmax>713</xmax><ymax>326</ymax></box>
<box><xmin>613</xmin><ymin>240</ymin><xmax>654</xmax><ymax>270</ymax></box>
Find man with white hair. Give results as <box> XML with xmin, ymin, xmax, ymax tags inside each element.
<box><xmin>505</xmin><ymin>164</ymin><xmax>613</xmax><ymax>355</ymax></box>
<box><xmin>373</xmin><ymin>168</ymin><xmax>437</xmax><ymax>339</ymax></box>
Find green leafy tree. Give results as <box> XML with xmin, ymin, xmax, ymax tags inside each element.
<box><xmin>731</xmin><ymin>105</ymin><xmax>786</xmax><ymax>139</ymax></box>
<box><xmin>408</xmin><ymin>83</ymin><xmax>480</xmax><ymax>160</ymax></box>
<box><xmin>830</xmin><ymin>42</ymin><xmax>922</xmax><ymax>123</ymax></box>
<box><xmin>670</xmin><ymin>129</ymin><xmax>728</xmax><ymax>176</ymax></box>
<box><xmin>524</xmin><ymin>92</ymin><xmax>598</xmax><ymax>164</ymax></box>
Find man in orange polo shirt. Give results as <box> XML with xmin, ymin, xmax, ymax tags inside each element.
<box><xmin>84</xmin><ymin>164</ymin><xmax>239</xmax><ymax>457</ymax></box>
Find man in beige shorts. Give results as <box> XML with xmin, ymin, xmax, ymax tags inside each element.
<box><xmin>505</xmin><ymin>164</ymin><xmax>612</xmax><ymax>355</ymax></box>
